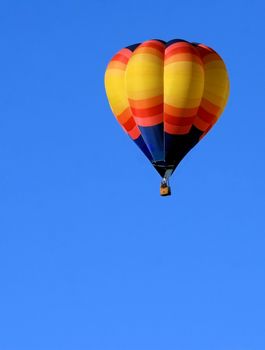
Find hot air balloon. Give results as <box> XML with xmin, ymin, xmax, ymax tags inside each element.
<box><xmin>104</xmin><ymin>39</ymin><xmax>229</xmax><ymax>196</ymax></box>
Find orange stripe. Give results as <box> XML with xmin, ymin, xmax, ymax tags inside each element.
<box><xmin>139</xmin><ymin>40</ymin><xmax>165</xmax><ymax>54</ymax></box>
<box><xmin>133</xmin><ymin>114</ymin><xmax>163</xmax><ymax>127</ymax></box>
<box><xmin>164</xmin><ymin>123</ymin><xmax>191</xmax><ymax>135</ymax></box>
<box><xmin>128</xmin><ymin>95</ymin><xmax>163</xmax><ymax>109</ymax></box>
<box><xmin>134</xmin><ymin>47</ymin><xmax>164</xmax><ymax>59</ymax></box>
<box><xmin>107</xmin><ymin>61</ymin><xmax>126</xmax><ymax>70</ymax></box>
<box><xmin>164</xmin><ymin>104</ymin><xmax>198</xmax><ymax>117</ymax></box>
<box><xmin>165</xmin><ymin>53</ymin><xmax>202</xmax><ymax>65</ymax></box>
<box><xmin>117</xmin><ymin>108</ymin><xmax>131</xmax><ymax>124</ymax></box>
<box><xmin>130</xmin><ymin>104</ymin><xmax>163</xmax><ymax>118</ymax></box>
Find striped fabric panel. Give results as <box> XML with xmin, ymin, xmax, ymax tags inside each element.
<box><xmin>125</xmin><ymin>40</ymin><xmax>165</xmax><ymax>128</ymax></box>
<box><xmin>104</xmin><ymin>48</ymin><xmax>141</xmax><ymax>140</ymax></box>
<box><xmin>193</xmin><ymin>44</ymin><xmax>230</xmax><ymax>138</ymax></box>
<box><xmin>164</xmin><ymin>42</ymin><xmax>205</xmax><ymax>135</ymax></box>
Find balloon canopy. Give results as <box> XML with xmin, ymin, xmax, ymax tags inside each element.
<box><xmin>104</xmin><ymin>39</ymin><xmax>229</xmax><ymax>196</ymax></box>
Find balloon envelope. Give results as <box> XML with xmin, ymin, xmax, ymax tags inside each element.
<box><xmin>105</xmin><ymin>38</ymin><xmax>229</xmax><ymax>187</ymax></box>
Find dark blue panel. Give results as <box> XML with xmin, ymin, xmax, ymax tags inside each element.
<box><xmin>164</xmin><ymin>126</ymin><xmax>203</xmax><ymax>166</ymax></box>
<box><xmin>134</xmin><ymin>135</ymin><xmax>153</xmax><ymax>162</ymax></box>
<box><xmin>151</xmin><ymin>39</ymin><xmax>166</xmax><ymax>44</ymax></box>
<box><xmin>139</xmin><ymin>123</ymin><xmax>164</xmax><ymax>161</ymax></box>
<box><xmin>126</xmin><ymin>43</ymin><xmax>141</xmax><ymax>52</ymax></box>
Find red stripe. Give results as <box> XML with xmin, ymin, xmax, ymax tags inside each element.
<box><xmin>123</xmin><ymin>117</ymin><xmax>136</xmax><ymax>131</ymax></box>
<box><xmin>165</xmin><ymin>46</ymin><xmax>201</xmax><ymax>60</ymax></box>
<box><xmin>130</xmin><ymin>104</ymin><xmax>163</xmax><ymax>118</ymax></box>
<box><xmin>111</xmin><ymin>53</ymin><xmax>129</xmax><ymax>64</ymax></box>
<box><xmin>166</xmin><ymin>42</ymin><xmax>194</xmax><ymax>55</ymax></box>
<box><xmin>197</xmin><ymin>106</ymin><xmax>218</xmax><ymax>124</ymax></box>
<box><xmin>196</xmin><ymin>45</ymin><xmax>219</xmax><ymax>60</ymax></box>
<box><xmin>165</xmin><ymin>114</ymin><xmax>195</xmax><ymax>126</ymax></box>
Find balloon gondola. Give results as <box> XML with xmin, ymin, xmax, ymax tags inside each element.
<box><xmin>105</xmin><ymin>39</ymin><xmax>229</xmax><ymax>196</ymax></box>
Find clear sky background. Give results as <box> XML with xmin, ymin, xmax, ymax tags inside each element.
<box><xmin>0</xmin><ymin>1</ymin><xmax>264</xmax><ymax>349</ymax></box>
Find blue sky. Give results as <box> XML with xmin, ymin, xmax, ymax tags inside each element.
<box><xmin>0</xmin><ymin>0</ymin><xmax>264</xmax><ymax>349</ymax></box>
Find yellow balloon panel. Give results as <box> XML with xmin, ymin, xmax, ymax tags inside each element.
<box><xmin>105</xmin><ymin>69</ymin><xmax>128</xmax><ymax>116</ymax></box>
<box><xmin>194</xmin><ymin>45</ymin><xmax>229</xmax><ymax>133</ymax></box>
<box><xmin>125</xmin><ymin>43</ymin><xmax>164</xmax><ymax>100</ymax></box>
<box><xmin>125</xmin><ymin>40</ymin><xmax>165</xmax><ymax>127</ymax></box>
<box><xmin>104</xmin><ymin>48</ymin><xmax>141</xmax><ymax>140</ymax></box>
<box><xmin>164</xmin><ymin>61</ymin><xmax>204</xmax><ymax>107</ymax></box>
<box><xmin>164</xmin><ymin>42</ymin><xmax>204</xmax><ymax>134</ymax></box>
